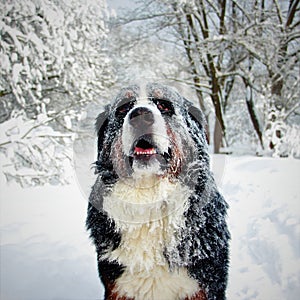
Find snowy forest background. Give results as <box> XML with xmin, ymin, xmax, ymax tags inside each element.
<box><xmin>0</xmin><ymin>0</ymin><xmax>299</xmax><ymax>185</ymax></box>
<box><xmin>0</xmin><ymin>0</ymin><xmax>299</xmax><ymax>300</ymax></box>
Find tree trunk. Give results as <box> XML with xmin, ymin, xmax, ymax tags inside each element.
<box><xmin>190</xmin><ymin>1</ymin><xmax>227</xmax><ymax>153</ymax></box>
<box><xmin>245</xmin><ymin>84</ymin><xmax>264</xmax><ymax>149</ymax></box>
<box><xmin>213</xmin><ymin>116</ymin><xmax>223</xmax><ymax>153</ymax></box>
<box><xmin>175</xmin><ymin>10</ymin><xmax>211</xmax><ymax>144</ymax></box>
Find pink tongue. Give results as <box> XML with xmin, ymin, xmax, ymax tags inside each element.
<box><xmin>134</xmin><ymin>147</ymin><xmax>155</xmax><ymax>154</ymax></box>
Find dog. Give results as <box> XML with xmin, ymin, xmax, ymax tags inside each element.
<box><xmin>86</xmin><ymin>83</ymin><xmax>230</xmax><ymax>300</ymax></box>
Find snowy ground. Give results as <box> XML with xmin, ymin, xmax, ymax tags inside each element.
<box><xmin>0</xmin><ymin>155</ymin><xmax>299</xmax><ymax>300</ymax></box>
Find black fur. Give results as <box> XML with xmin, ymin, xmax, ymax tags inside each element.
<box><xmin>86</xmin><ymin>203</ymin><xmax>124</xmax><ymax>298</ymax></box>
<box><xmin>86</xmin><ymin>83</ymin><xmax>230</xmax><ymax>300</ymax></box>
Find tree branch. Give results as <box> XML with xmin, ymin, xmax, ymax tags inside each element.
<box><xmin>286</xmin><ymin>0</ymin><xmax>300</xmax><ymax>28</ymax></box>
<box><xmin>0</xmin><ymin>103</ymin><xmax>78</xmax><ymax>148</ymax></box>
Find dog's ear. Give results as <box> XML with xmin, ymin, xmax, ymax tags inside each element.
<box><xmin>188</xmin><ymin>104</ymin><xmax>205</xmax><ymax>131</ymax></box>
<box><xmin>95</xmin><ymin>105</ymin><xmax>110</xmax><ymax>154</ymax></box>
<box><xmin>186</xmin><ymin>101</ymin><xmax>210</xmax><ymax>144</ymax></box>
<box><xmin>95</xmin><ymin>106</ymin><xmax>118</xmax><ymax>182</ymax></box>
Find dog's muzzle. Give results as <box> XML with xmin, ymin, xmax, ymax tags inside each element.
<box><xmin>121</xmin><ymin>104</ymin><xmax>171</xmax><ymax>172</ymax></box>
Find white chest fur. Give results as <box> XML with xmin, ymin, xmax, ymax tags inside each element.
<box><xmin>102</xmin><ymin>176</ymin><xmax>199</xmax><ymax>300</ymax></box>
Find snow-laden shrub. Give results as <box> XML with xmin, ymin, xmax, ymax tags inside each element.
<box><xmin>0</xmin><ymin>114</ymin><xmax>73</xmax><ymax>186</ymax></box>
<box><xmin>269</xmin><ymin>123</ymin><xmax>300</xmax><ymax>158</ymax></box>
<box><xmin>0</xmin><ymin>0</ymin><xmax>113</xmax><ymax>186</ymax></box>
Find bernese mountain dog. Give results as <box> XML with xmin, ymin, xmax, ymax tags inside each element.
<box><xmin>86</xmin><ymin>83</ymin><xmax>230</xmax><ymax>300</ymax></box>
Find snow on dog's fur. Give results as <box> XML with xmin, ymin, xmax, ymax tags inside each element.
<box><xmin>86</xmin><ymin>83</ymin><xmax>230</xmax><ymax>300</ymax></box>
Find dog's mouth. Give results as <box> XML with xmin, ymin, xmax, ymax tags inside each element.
<box><xmin>129</xmin><ymin>135</ymin><xmax>171</xmax><ymax>165</ymax></box>
<box><xmin>133</xmin><ymin>138</ymin><xmax>157</xmax><ymax>157</ymax></box>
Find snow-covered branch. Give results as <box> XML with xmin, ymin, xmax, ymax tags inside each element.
<box><xmin>0</xmin><ymin>0</ymin><xmax>114</xmax><ymax>186</ymax></box>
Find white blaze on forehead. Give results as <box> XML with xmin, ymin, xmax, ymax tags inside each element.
<box><xmin>137</xmin><ymin>82</ymin><xmax>148</xmax><ymax>103</ymax></box>
<box><xmin>121</xmin><ymin>103</ymin><xmax>169</xmax><ymax>156</ymax></box>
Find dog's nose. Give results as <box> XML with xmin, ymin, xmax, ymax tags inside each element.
<box><xmin>129</xmin><ymin>107</ymin><xmax>154</xmax><ymax>127</ymax></box>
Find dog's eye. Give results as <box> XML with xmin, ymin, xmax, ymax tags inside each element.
<box><xmin>116</xmin><ymin>101</ymin><xmax>134</xmax><ymax>117</ymax></box>
<box><xmin>153</xmin><ymin>99</ymin><xmax>174</xmax><ymax>115</ymax></box>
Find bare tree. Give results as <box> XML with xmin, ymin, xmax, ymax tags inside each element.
<box><xmin>108</xmin><ymin>0</ymin><xmax>300</xmax><ymax>155</ymax></box>
<box><xmin>170</xmin><ymin>0</ymin><xmax>232</xmax><ymax>153</ymax></box>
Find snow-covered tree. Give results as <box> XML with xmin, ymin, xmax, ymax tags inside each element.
<box><xmin>109</xmin><ymin>0</ymin><xmax>300</xmax><ymax>156</ymax></box>
<box><xmin>0</xmin><ymin>0</ymin><xmax>114</xmax><ymax>186</ymax></box>
<box><xmin>253</xmin><ymin>0</ymin><xmax>299</xmax><ymax>156</ymax></box>
<box><xmin>109</xmin><ymin>0</ymin><xmax>246</xmax><ymax>153</ymax></box>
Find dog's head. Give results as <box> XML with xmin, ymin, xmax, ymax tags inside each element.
<box><xmin>94</xmin><ymin>83</ymin><xmax>210</xmax><ymax>187</ymax></box>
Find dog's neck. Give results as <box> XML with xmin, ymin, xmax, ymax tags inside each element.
<box><xmin>103</xmin><ymin>176</ymin><xmax>190</xmax><ymax>228</ymax></box>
